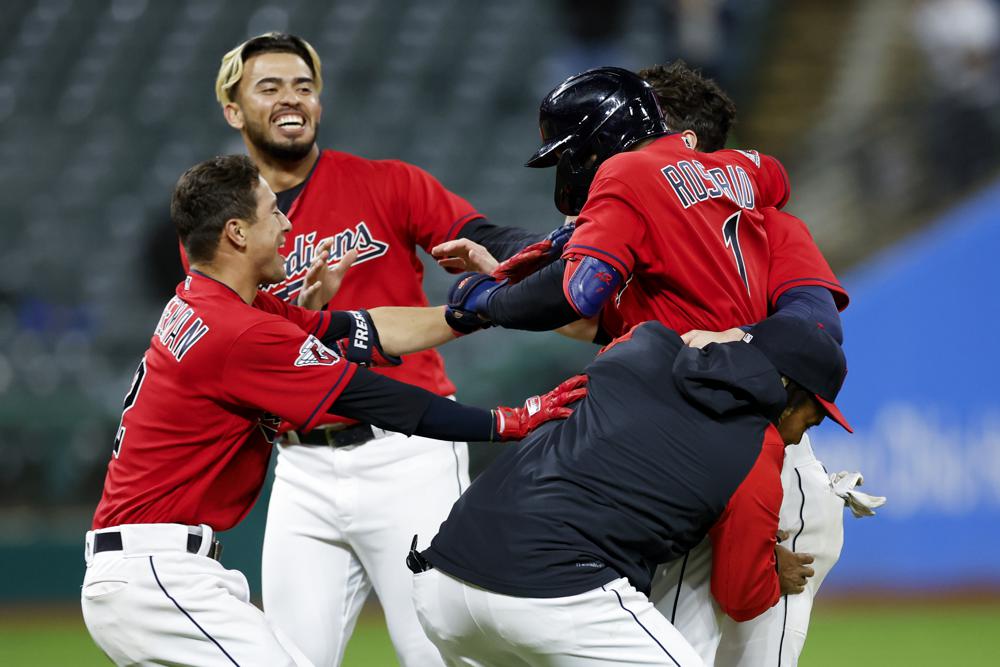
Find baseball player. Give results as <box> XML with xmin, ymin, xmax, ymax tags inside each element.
<box><xmin>412</xmin><ymin>316</ymin><xmax>853</xmax><ymax>666</ymax></box>
<box><xmin>445</xmin><ymin>64</ymin><xmax>870</xmax><ymax>665</ymax></box>
<box><xmin>207</xmin><ymin>33</ymin><xmax>553</xmax><ymax>667</ymax></box>
<box><xmin>636</xmin><ymin>62</ymin><xmax>884</xmax><ymax>667</ymax></box>
<box><xmin>81</xmin><ymin>155</ymin><xmax>586</xmax><ymax>667</ymax></box>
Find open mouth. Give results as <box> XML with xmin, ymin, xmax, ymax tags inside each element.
<box><xmin>273</xmin><ymin>112</ymin><xmax>306</xmax><ymax>134</ymax></box>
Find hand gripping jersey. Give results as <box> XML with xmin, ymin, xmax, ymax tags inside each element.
<box><xmin>565</xmin><ymin>134</ymin><xmax>790</xmax><ymax>335</ymax></box>
<box><xmin>92</xmin><ymin>272</ymin><xmax>357</xmax><ymax>531</ymax></box>
<box><xmin>425</xmin><ymin>321</ymin><xmax>787</xmax><ymax>615</ymax></box>
<box><xmin>264</xmin><ymin>150</ymin><xmax>482</xmax><ymax>403</ymax></box>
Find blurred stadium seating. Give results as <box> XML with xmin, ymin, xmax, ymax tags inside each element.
<box><xmin>0</xmin><ymin>0</ymin><xmax>998</xmax><ymax>607</ymax></box>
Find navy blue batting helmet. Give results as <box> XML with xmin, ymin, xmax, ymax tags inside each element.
<box><xmin>526</xmin><ymin>67</ymin><xmax>670</xmax><ymax>215</ymax></box>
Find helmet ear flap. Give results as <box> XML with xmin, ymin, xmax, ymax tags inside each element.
<box><xmin>554</xmin><ymin>149</ymin><xmax>596</xmax><ymax>216</ymax></box>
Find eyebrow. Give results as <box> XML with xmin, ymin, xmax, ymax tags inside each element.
<box><xmin>253</xmin><ymin>76</ymin><xmax>315</xmax><ymax>88</ymax></box>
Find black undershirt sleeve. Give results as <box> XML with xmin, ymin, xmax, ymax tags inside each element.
<box><xmin>330</xmin><ymin>367</ymin><xmax>495</xmax><ymax>441</ymax></box>
<box><xmin>484</xmin><ymin>259</ymin><xmax>580</xmax><ymax>331</ymax></box>
<box><xmin>458</xmin><ymin>218</ymin><xmax>546</xmax><ymax>262</ymax></box>
<box><xmin>318</xmin><ymin>311</ymin><xmax>353</xmax><ymax>346</ymax></box>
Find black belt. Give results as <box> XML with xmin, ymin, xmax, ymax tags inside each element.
<box><xmin>406</xmin><ymin>535</ymin><xmax>433</xmax><ymax>574</ymax></box>
<box><xmin>296</xmin><ymin>423</ymin><xmax>376</xmax><ymax>448</ymax></box>
<box><xmin>93</xmin><ymin>531</ymin><xmax>223</xmax><ymax>561</ymax></box>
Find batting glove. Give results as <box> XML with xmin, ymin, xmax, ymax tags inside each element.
<box><xmin>491</xmin><ymin>222</ymin><xmax>576</xmax><ymax>284</ymax></box>
<box><xmin>829</xmin><ymin>471</ymin><xmax>887</xmax><ymax>518</ymax></box>
<box><xmin>492</xmin><ymin>374</ymin><xmax>588</xmax><ymax>441</ymax></box>
<box><xmin>446</xmin><ymin>272</ymin><xmax>504</xmax><ymax>335</ymax></box>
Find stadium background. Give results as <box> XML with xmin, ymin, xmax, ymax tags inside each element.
<box><xmin>1</xmin><ymin>0</ymin><xmax>998</xmax><ymax>664</ymax></box>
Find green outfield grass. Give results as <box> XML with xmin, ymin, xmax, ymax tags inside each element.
<box><xmin>2</xmin><ymin>601</ymin><xmax>998</xmax><ymax>666</ymax></box>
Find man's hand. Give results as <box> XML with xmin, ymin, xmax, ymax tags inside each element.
<box><xmin>431</xmin><ymin>239</ymin><xmax>500</xmax><ymax>274</ymax></box>
<box><xmin>493</xmin><ymin>374</ymin><xmax>588</xmax><ymax>441</ymax></box>
<box><xmin>681</xmin><ymin>327</ymin><xmax>746</xmax><ymax>349</ymax></box>
<box><xmin>775</xmin><ymin>529</ymin><xmax>815</xmax><ymax>595</ymax></box>
<box><xmin>491</xmin><ymin>222</ymin><xmax>576</xmax><ymax>284</ymax></box>
<box><xmin>297</xmin><ymin>243</ymin><xmax>358</xmax><ymax>310</ymax></box>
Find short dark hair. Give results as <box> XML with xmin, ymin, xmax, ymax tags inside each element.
<box><xmin>638</xmin><ymin>61</ymin><xmax>736</xmax><ymax>152</ymax></box>
<box><xmin>171</xmin><ymin>155</ymin><xmax>260</xmax><ymax>264</ymax></box>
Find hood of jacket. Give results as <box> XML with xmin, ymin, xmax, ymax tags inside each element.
<box><xmin>671</xmin><ymin>341</ymin><xmax>786</xmax><ymax>423</ymax></box>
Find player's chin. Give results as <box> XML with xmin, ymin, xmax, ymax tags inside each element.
<box><xmin>264</xmin><ymin>263</ymin><xmax>287</xmax><ymax>285</ymax></box>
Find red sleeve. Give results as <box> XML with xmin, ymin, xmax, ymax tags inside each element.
<box><xmin>388</xmin><ymin>161</ymin><xmax>483</xmax><ymax>251</ymax></box>
<box><xmin>252</xmin><ymin>290</ymin><xmax>332</xmax><ymax>337</ymax></box>
<box><xmin>561</xmin><ymin>174</ymin><xmax>646</xmax><ymax>281</ymax></box>
<box><xmin>762</xmin><ymin>208</ymin><xmax>849</xmax><ymax>311</ymax></box>
<box><xmin>756</xmin><ymin>153</ymin><xmax>791</xmax><ymax>209</ymax></box>
<box><xmin>221</xmin><ymin>320</ymin><xmax>357</xmax><ymax>433</ymax></box>
<box><xmin>709</xmin><ymin>426</ymin><xmax>785</xmax><ymax>622</ymax></box>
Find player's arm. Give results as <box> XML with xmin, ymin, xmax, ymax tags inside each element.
<box><xmin>447</xmin><ymin>183</ymin><xmax>642</xmax><ymax>334</ymax></box>
<box><xmin>221</xmin><ymin>319</ymin><xmax>587</xmax><ymax>441</ymax></box>
<box><xmin>445</xmin><ymin>257</ymin><xmax>614</xmax><ymax>333</ymax></box>
<box><xmin>763</xmin><ymin>208</ymin><xmax>849</xmax><ymax>312</ymax></box>
<box><xmin>330</xmin><ymin>367</ymin><xmax>588</xmax><ymax>443</ymax></box>
<box><xmin>455</xmin><ymin>218</ymin><xmax>547</xmax><ymax>262</ymax></box>
<box><xmin>681</xmin><ymin>285</ymin><xmax>843</xmax><ymax>349</ymax></box>
<box><xmin>708</xmin><ymin>428</ymin><xmax>786</xmax><ymax>622</ymax></box>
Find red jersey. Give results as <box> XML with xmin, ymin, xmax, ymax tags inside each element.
<box><xmin>92</xmin><ymin>273</ymin><xmax>358</xmax><ymax>531</ymax></box>
<box><xmin>708</xmin><ymin>425</ymin><xmax>785</xmax><ymax>621</ymax></box>
<box><xmin>761</xmin><ymin>208</ymin><xmax>849</xmax><ymax>311</ymax></box>
<box><xmin>267</xmin><ymin>150</ymin><xmax>480</xmax><ymax>408</ymax></box>
<box><xmin>566</xmin><ymin>134</ymin><xmax>790</xmax><ymax>336</ymax></box>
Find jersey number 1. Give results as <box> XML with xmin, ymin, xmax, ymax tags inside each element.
<box><xmin>112</xmin><ymin>358</ymin><xmax>147</xmax><ymax>458</ymax></box>
<box><xmin>722</xmin><ymin>211</ymin><xmax>750</xmax><ymax>295</ymax></box>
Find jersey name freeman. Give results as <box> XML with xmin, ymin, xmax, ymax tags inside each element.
<box><xmin>661</xmin><ymin>159</ymin><xmax>756</xmax><ymax>210</ymax></box>
<box><xmin>153</xmin><ymin>296</ymin><xmax>210</xmax><ymax>362</ymax></box>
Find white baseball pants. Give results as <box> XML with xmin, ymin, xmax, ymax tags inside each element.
<box><xmin>81</xmin><ymin>524</ymin><xmax>313</xmax><ymax>666</ymax></box>
<box><xmin>651</xmin><ymin>434</ymin><xmax>846</xmax><ymax>666</ymax></box>
<box><xmin>714</xmin><ymin>434</ymin><xmax>845</xmax><ymax>667</ymax></box>
<box><xmin>261</xmin><ymin>431</ymin><xmax>469</xmax><ymax>667</ymax></box>
<box><xmin>413</xmin><ymin>568</ymin><xmax>707</xmax><ymax>666</ymax></box>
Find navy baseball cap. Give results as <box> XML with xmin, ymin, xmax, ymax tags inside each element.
<box><xmin>744</xmin><ymin>317</ymin><xmax>852</xmax><ymax>433</ymax></box>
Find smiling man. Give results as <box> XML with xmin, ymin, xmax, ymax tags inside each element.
<box><xmin>82</xmin><ymin>155</ymin><xmax>585</xmax><ymax>666</ymax></box>
<box><xmin>209</xmin><ymin>32</ymin><xmax>556</xmax><ymax>667</ymax></box>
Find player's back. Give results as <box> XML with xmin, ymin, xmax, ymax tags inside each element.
<box><xmin>566</xmin><ymin>134</ymin><xmax>789</xmax><ymax>336</ymax></box>
<box><xmin>426</xmin><ymin>321</ymin><xmax>786</xmax><ymax>598</ymax></box>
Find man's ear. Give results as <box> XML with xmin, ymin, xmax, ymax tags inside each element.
<box><xmin>223</xmin><ymin>218</ymin><xmax>248</xmax><ymax>249</ymax></box>
<box><xmin>223</xmin><ymin>102</ymin><xmax>244</xmax><ymax>130</ymax></box>
<box><xmin>680</xmin><ymin>130</ymin><xmax>698</xmax><ymax>151</ymax></box>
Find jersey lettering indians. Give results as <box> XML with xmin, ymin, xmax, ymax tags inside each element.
<box><xmin>565</xmin><ymin>134</ymin><xmax>791</xmax><ymax>337</ymax></box>
<box><xmin>261</xmin><ymin>150</ymin><xmax>482</xmax><ymax>404</ymax></box>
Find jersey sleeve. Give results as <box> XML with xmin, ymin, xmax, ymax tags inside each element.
<box><xmin>762</xmin><ymin>209</ymin><xmax>849</xmax><ymax>311</ymax></box>
<box><xmin>388</xmin><ymin>160</ymin><xmax>484</xmax><ymax>251</ymax></box>
<box><xmin>708</xmin><ymin>426</ymin><xmax>785</xmax><ymax>622</ymax></box>
<box><xmin>561</xmin><ymin>174</ymin><xmax>646</xmax><ymax>281</ymax></box>
<box><xmin>252</xmin><ymin>290</ymin><xmax>333</xmax><ymax>337</ymax></box>
<box><xmin>221</xmin><ymin>319</ymin><xmax>358</xmax><ymax>433</ymax></box>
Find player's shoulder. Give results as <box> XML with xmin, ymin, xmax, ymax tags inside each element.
<box><xmin>760</xmin><ymin>207</ymin><xmax>814</xmax><ymax>241</ymax></box>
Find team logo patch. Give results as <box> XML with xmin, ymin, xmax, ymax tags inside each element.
<box><xmin>295</xmin><ymin>335</ymin><xmax>341</xmax><ymax>367</ymax></box>
<box><xmin>525</xmin><ymin>395</ymin><xmax>542</xmax><ymax>416</ymax></box>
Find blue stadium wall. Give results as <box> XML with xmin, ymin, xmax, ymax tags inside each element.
<box><xmin>813</xmin><ymin>178</ymin><xmax>1000</xmax><ymax>591</ymax></box>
